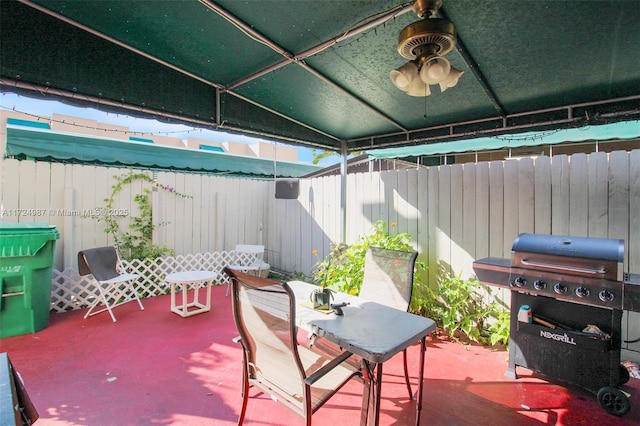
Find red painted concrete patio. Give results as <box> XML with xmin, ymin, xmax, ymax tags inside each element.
<box><xmin>2</xmin><ymin>284</ymin><xmax>639</xmax><ymax>425</ymax></box>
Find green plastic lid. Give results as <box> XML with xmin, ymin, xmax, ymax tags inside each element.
<box><xmin>0</xmin><ymin>222</ymin><xmax>58</xmax><ymax>232</ymax></box>
<box><xmin>0</xmin><ymin>222</ymin><xmax>60</xmax><ymax>257</ymax></box>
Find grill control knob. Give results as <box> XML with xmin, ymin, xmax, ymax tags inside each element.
<box><xmin>533</xmin><ymin>280</ymin><xmax>546</xmax><ymax>290</ymax></box>
<box><xmin>553</xmin><ymin>283</ymin><xmax>567</xmax><ymax>294</ymax></box>
<box><xmin>598</xmin><ymin>290</ymin><xmax>615</xmax><ymax>303</ymax></box>
<box><xmin>513</xmin><ymin>277</ymin><xmax>527</xmax><ymax>288</ymax></box>
<box><xmin>575</xmin><ymin>286</ymin><xmax>590</xmax><ymax>298</ymax></box>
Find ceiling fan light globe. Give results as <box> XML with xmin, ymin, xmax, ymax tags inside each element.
<box><xmin>390</xmin><ymin>70</ymin><xmax>411</xmax><ymax>90</ymax></box>
<box><xmin>439</xmin><ymin>67</ymin><xmax>464</xmax><ymax>92</ymax></box>
<box><xmin>420</xmin><ymin>56</ymin><xmax>451</xmax><ymax>85</ymax></box>
<box><xmin>390</xmin><ymin>62</ymin><xmax>418</xmax><ymax>90</ymax></box>
<box><xmin>406</xmin><ymin>77</ymin><xmax>431</xmax><ymax>97</ymax></box>
<box><xmin>428</xmin><ymin>63</ymin><xmax>445</xmax><ymax>79</ymax></box>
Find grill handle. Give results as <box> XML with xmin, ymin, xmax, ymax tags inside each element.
<box><xmin>520</xmin><ymin>258</ymin><xmax>607</xmax><ymax>275</ymax></box>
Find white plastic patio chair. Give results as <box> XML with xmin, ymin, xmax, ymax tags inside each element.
<box><xmin>225</xmin><ymin>244</ymin><xmax>270</xmax><ymax>296</ymax></box>
<box><xmin>78</xmin><ymin>246</ymin><xmax>145</xmax><ymax>322</ymax></box>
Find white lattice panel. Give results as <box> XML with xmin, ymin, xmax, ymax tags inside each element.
<box><xmin>50</xmin><ymin>251</ymin><xmax>234</xmax><ymax>313</ymax></box>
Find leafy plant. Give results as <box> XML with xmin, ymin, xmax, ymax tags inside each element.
<box><xmin>311</xmin><ymin>220</ymin><xmax>425</xmax><ymax>297</ymax></box>
<box><xmin>310</xmin><ymin>219</ymin><xmax>510</xmax><ymax>347</ymax></box>
<box><xmin>92</xmin><ymin>170</ymin><xmax>189</xmax><ymax>261</ymax></box>
<box><xmin>420</xmin><ymin>270</ymin><xmax>509</xmax><ymax>346</ymax></box>
<box><xmin>488</xmin><ymin>307</ymin><xmax>510</xmax><ymax>346</ymax></box>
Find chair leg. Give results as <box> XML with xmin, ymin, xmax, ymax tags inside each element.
<box><xmin>237</xmin><ymin>366</ymin><xmax>249</xmax><ymax>425</ymax></box>
<box><xmin>135</xmin><ymin>295</ymin><xmax>145</xmax><ymax>310</ymax></box>
<box><xmin>128</xmin><ymin>281</ymin><xmax>145</xmax><ymax>311</ymax></box>
<box><xmin>101</xmin><ymin>284</ymin><xmax>118</xmax><ymax>322</ymax></box>
<box><xmin>105</xmin><ymin>303</ymin><xmax>118</xmax><ymax>323</ymax></box>
<box><xmin>84</xmin><ymin>279</ymin><xmax>144</xmax><ymax>322</ymax></box>
<box><xmin>84</xmin><ymin>283</ymin><xmax>118</xmax><ymax>322</ymax></box>
<box><xmin>403</xmin><ymin>348</ymin><xmax>414</xmax><ymax>400</ymax></box>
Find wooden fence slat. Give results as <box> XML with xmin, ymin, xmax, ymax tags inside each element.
<box><xmin>1</xmin><ymin>159</ymin><xmax>19</xmax><ymax>223</ymax></box>
<box><xmin>18</xmin><ymin>160</ymin><xmax>36</xmax><ymax>223</ymax></box>
<box><xmin>503</xmin><ymin>159</ymin><xmax>519</xmax><ymax>249</ymax></box>
<box><xmin>518</xmin><ymin>157</ymin><xmax>535</xmax><ymax>234</ymax></box>
<box><xmin>488</xmin><ymin>161</ymin><xmax>505</xmax><ymax>257</ymax></box>
<box><xmin>416</xmin><ymin>167</ymin><xmax>430</xmax><ymax>279</ymax></box>
<box><xmin>450</xmin><ymin>164</ymin><xmax>465</xmax><ymax>275</ymax></box>
<box><xmin>461</xmin><ymin>163</ymin><xmax>477</xmax><ymax>277</ymax></box>
<box><xmin>587</xmin><ymin>152</ymin><xmax>609</xmax><ymax>238</ymax></box>
<box><xmin>609</xmin><ymin>151</ymin><xmax>630</xmax><ymax>247</ymax></box>
<box><xmin>551</xmin><ymin>155</ymin><xmax>570</xmax><ymax>235</ymax></box>
<box><xmin>427</xmin><ymin>166</ymin><xmax>439</xmax><ymax>287</ymax></box>
<box><xmin>438</xmin><ymin>165</ymin><xmax>452</xmax><ymax>276</ymax></box>
<box><xmin>406</xmin><ymin>169</ymin><xmax>419</xmax><ymax>251</ymax></box>
<box><xmin>569</xmin><ymin>153</ymin><xmax>589</xmax><ymax>236</ymax></box>
<box><xmin>475</xmin><ymin>162</ymin><xmax>490</xmax><ymax>259</ymax></box>
<box><xmin>534</xmin><ymin>155</ymin><xmax>551</xmax><ymax>235</ymax></box>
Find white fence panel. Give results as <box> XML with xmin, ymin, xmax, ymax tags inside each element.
<box><xmin>2</xmin><ymin>152</ymin><xmax>639</xmax><ymax>276</ymax></box>
<box><xmin>2</xmin><ymin>150</ymin><xmax>639</xmax><ymax>355</ymax></box>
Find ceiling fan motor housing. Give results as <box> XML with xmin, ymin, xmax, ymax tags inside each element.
<box><xmin>397</xmin><ymin>18</ymin><xmax>456</xmax><ymax>60</ymax></box>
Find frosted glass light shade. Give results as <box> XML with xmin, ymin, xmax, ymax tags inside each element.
<box><xmin>439</xmin><ymin>67</ymin><xmax>464</xmax><ymax>92</ymax></box>
<box><xmin>406</xmin><ymin>76</ymin><xmax>431</xmax><ymax>97</ymax></box>
<box><xmin>419</xmin><ymin>56</ymin><xmax>451</xmax><ymax>85</ymax></box>
<box><xmin>390</xmin><ymin>62</ymin><xmax>418</xmax><ymax>91</ymax></box>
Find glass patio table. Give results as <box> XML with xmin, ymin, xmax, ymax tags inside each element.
<box><xmin>287</xmin><ymin>280</ymin><xmax>437</xmax><ymax>426</ymax></box>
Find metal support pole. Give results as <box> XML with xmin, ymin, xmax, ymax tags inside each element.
<box><xmin>340</xmin><ymin>141</ymin><xmax>348</xmax><ymax>243</ymax></box>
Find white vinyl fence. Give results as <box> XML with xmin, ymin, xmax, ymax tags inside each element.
<box><xmin>1</xmin><ymin>150</ymin><xmax>639</xmax><ymax>356</ymax></box>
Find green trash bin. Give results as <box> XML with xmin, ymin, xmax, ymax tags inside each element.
<box><xmin>0</xmin><ymin>223</ymin><xmax>60</xmax><ymax>338</ymax></box>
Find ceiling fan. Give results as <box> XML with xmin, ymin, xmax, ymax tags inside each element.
<box><xmin>390</xmin><ymin>0</ymin><xmax>463</xmax><ymax>96</ymax></box>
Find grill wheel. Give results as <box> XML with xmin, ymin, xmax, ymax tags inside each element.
<box><xmin>597</xmin><ymin>386</ymin><xmax>630</xmax><ymax>416</ymax></box>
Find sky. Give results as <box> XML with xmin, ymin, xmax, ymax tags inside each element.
<box><xmin>0</xmin><ymin>91</ymin><xmax>341</xmax><ymax>166</ymax></box>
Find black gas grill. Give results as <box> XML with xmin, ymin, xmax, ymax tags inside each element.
<box><xmin>473</xmin><ymin>233</ymin><xmax>640</xmax><ymax>417</ymax></box>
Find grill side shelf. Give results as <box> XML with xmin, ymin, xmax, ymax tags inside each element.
<box><xmin>472</xmin><ymin>257</ymin><xmax>511</xmax><ymax>289</ymax></box>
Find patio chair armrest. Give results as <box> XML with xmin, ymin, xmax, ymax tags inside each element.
<box><xmin>303</xmin><ymin>350</ymin><xmax>355</xmax><ymax>386</ymax></box>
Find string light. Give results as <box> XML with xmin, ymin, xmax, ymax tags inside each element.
<box><xmin>0</xmin><ymin>103</ymin><xmax>213</xmax><ymax>138</ymax></box>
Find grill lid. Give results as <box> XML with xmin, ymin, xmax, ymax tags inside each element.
<box><xmin>512</xmin><ymin>233</ymin><xmax>624</xmax><ymax>262</ymax></box>
<box><xmin>511</xmin><ymin>233</ymin><xmax>624</xmax><ymax>281</ymax></box>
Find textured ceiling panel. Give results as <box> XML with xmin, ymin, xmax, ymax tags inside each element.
<box><xmin>2</xmin><ymin>0</ymin><xmax>639</xmax><ymax>152</ymax></box>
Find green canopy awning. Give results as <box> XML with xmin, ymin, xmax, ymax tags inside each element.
<box><xmin>5</xmin><ymin>124</ymin><xmax>322</xmax><ymax>178</ymax></box>
<box><xmin>366</xmin><ymin>121</ymin><xmax>640</xmax><ymax>159</ymax></box>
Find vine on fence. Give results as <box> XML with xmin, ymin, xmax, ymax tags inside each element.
<box><xmin>91</xmin><ymin>170</ymin><xmax>191</xmax><ymax>261</ymax></box>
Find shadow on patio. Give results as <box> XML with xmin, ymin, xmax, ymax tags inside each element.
<box><xmin>2</xmin><ymin>285</ymin><xmax>639</xmax><ymax>425</ymax></box>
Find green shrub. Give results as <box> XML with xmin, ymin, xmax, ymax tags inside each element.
<box><xmin>488</xmin><ymin>306</ymin><xmax>510</xmax><ymax>346</ymax></box>
<box><xmin>311</xmin><ymin>220</ymin><xmax>425</xmax><ymax>296</ymax></box>
<box><xmin>311</xmin><ymin>220</ymin><xmax>510</xmax><ymax>347</ymax></box>
<box><xmin>418</xmin><ymin>271</ymin><xmax>509</xmax><ymax>346</ymax></box>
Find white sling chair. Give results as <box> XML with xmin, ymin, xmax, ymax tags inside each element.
<box><xmin>78</xmin><ymin>246</ymin><xmax>145</xmax><ymax>322</ymax></box>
